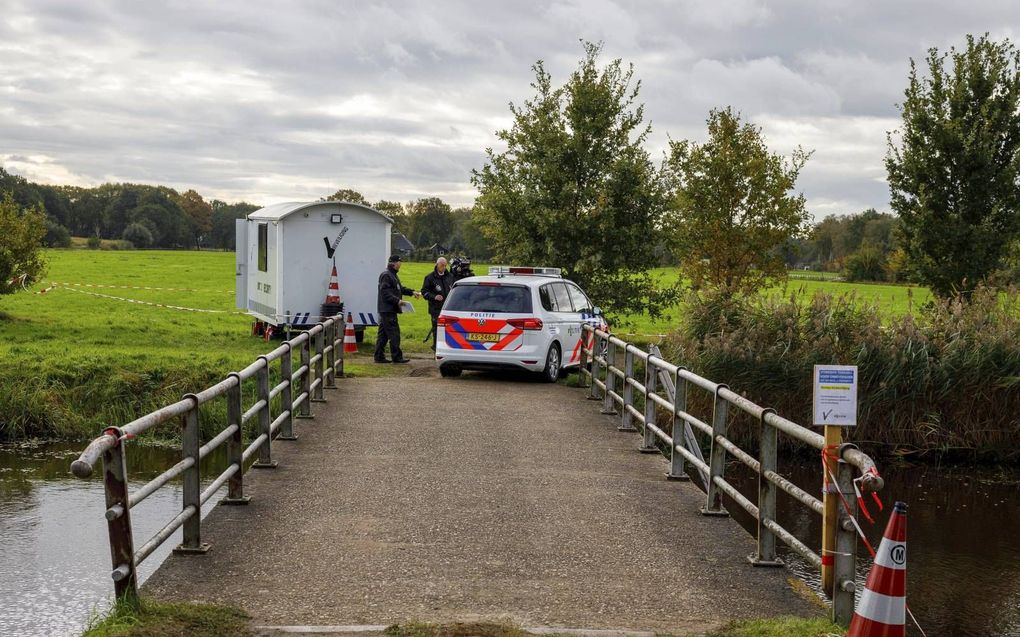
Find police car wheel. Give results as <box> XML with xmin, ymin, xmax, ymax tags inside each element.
<box><xmin>541</xmin><ymin>343</ymin><xmax>561</xmax><ymax>383</ymax></box>
<box><xmin>439</xmin><ymin>363</ymin><xmax>462</xmax><ymax>378</ymax></box>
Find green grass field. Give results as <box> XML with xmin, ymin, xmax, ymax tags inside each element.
<box><xmin>0</xmin><ymin>249</ymin><xmax>932</xmax><ymax>440</ymax></box>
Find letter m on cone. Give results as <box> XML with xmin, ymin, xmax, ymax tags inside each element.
<box><xmin>848</xmin><ymin>501</ymin><xmax>908</xmax><ymax>637</ymax></box>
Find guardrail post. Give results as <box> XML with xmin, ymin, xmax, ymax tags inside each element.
<box><xmin>832</xmin><ymin>459</ymin><xmax>859</xmax><ymax>627</ymax></box>
<box><xmin>325</xmin><ymin>320</ymin><xmax>337</xmax><ymax>389</ymax></box>
<box><xmin>576</xmin><ymin>326</ymin><xmax>589</xmax><ymax>388</ymax></box>
<box><xmin>751</xmin><ymin>408</ymin><xmax>783</xmax><ymax>566</ymax></box>
<box><xmin>221</xmin><ymin>375</ymin><xmax>250</xmax><ymax>505</ymax></box>
<box><xmin>666</xmin><ymin>366</ymin><xmax>690</xmax><ymax>481</ymax></box>
<box><xmin>252</xmin><ymin>357</ymin><xmax>278</xmax><ymax>468</ymax></box>
<box><xmin>601</xmin><ymin>338</ymin><xmax>617</xmax><ymax>415</ymax></box>
<box><xmin>700</xmin><ymin>385</ymin><xmax>730</xmax><ymax>517</ymax></box>
<box><xmin>336</xmin><ymin>320</ymin><xmax>345</xmax><ymax>379</ymax></box>
<box><xmin>174</xmin><ymin>396</ymin><xmax>209</xmax><ymax>554</ymax></box>
<box><xmin>298</xmin><ymin>335</ymin><xmax>313</xmax><ymax>419</ymax></box>
<box><xmin>640</xmin><ymin>356</ymin><xmax>658</xmax><ymax>452</ymax></box>
<box><xmin>102</xmin><ymin>428</ymin><xmax>139</xmax><ymax>603</ymax></box>
<box><xmin>619</xmin><ymin>347</ymin><xmax>637</xmax><ymax>432</ymax></box>
<box><xmin>588</xmin><ymin>330</ymin><xmax>602</xmax><ymax>400</ymax></box>
<box><xmin>277</xmin><ymin>343</ymin><xmax>297</xmax><ymax>441</ymax></box>
<box><xmin>312</xmin><ymin>326</ymin><xmax>326</xmax><ymax>402</ymax></box>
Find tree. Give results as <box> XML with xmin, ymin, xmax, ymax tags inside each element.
<box><xmin>177</xmin><ymin>189</ymin><xmax>213</xmax><ymax>248</ymax></box>
<box><xmin>123</xmin><ymin>222</ymin><xmax>154</xmax><ymax>248</ymax></box>
<box><xmin>405</xmin><ymin>197</ymin><xmax>454</xmax><ymax>249</ymax></box>
<box><xmin>209</xmin><ymin>200</ymin><xmax>260</xmax><ymax>250</ymax></box>
<box><xmin>887</xmin><ymin>34</ymin><xmax>1020</xmax><ymax>297</ymax></box>
<box><xmin>323</xmin><ymin>188</ymin><xmax>369</xmax><ymax>205</ymax></box>
<box><xmin>664</xmin><ymin>107</ymin><xmax>810</xmax><ymax>295</ymax></box>
<box><xmin>472</xmin><ymin>41</ymin><xmax>673</xmax><ymax>315</ymax></box>
<box><xmin>0</xmin><ymin>195</ymin><xmax>46</xmax><ymax>296</ymax></box>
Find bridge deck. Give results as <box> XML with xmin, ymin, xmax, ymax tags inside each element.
<box><xmin>144</xmin><ymin>373</ymin><xmax>816</xmax><ymax>633</ymax></box>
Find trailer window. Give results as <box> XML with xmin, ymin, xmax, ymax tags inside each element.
<box><xmin>257</xmin><ymin>224</ymin><xmax>268</xmax><ymax>272</ymax></box>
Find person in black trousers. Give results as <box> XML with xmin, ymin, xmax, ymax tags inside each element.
<box><xmin>421</xmin><ymin>256</ymin><xmax>454</xmax><ymax>350</ymax></box>
<box><xmin>374</xmin><ymin>254</ymin><xmax>420</xmax><ymax>363</ymax></box>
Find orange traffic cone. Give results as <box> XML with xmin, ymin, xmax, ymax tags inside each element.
<box><xmin>848</xmin><ymin>501</ymin><xmax>908</xmax><ymax>637</ymax></box>
<box><xmin>325</xmin><ymin>262</ymin><xmax>341</xmax><ymax>304</ymax></box>
<box><xmin>343</xmin><ymin>313</ymin><xmax>358</xmax><ymax>354</ymax></box>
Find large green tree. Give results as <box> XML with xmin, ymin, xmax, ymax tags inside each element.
<box><xmin>323</xmin><ymin>188</ymin><xmax>369</xmax><ymax>205</ymax></box>
<box><xmin>665</xmin><ymin>107</ymin><xmax>810</xmax><ymax>295</ymax></box>
<box><xmin>0</xmin><ymin>195</ymin><xmax>46</xmax><ymax>297</ymax></box>
<box><xmin>405</xmin><ymin>197</ymin><xmax>454</xmax><ymax>249</ymax></box>
<box><xmin>887</xmin><ymin>34</ymin><xmax>1020</xmax><ymax>297</ymax></box>
<box><xmin>472</xmin><ymin>41</ymin><xmax>673</xmax><ymax>315</ymax></box>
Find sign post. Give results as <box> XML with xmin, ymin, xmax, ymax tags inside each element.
<box><xmin>813</xmin><ymin>365</ymin><xmax>858</xmax><ymax>597</ymax></box>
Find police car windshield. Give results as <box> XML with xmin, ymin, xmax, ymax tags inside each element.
<box><xmin>445</xmin><ymin>284</ymin><xmax>533</xmax><ymax>313</ymax></box>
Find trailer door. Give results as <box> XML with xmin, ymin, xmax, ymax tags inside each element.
<box><xmin>235</xmin><ymin>219</ymin><xmax>248</xmax><ymax>309</ymax></box>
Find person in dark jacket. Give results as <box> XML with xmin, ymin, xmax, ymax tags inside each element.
<box><xmin>374</xmin><ymin>254</ymin><xmax>420</xmax><ymax>363</ymax></box>
<box><xmin>421</xmin><ymin>257</ymin><xmax>453</xmax><ymax>350</ymax></box>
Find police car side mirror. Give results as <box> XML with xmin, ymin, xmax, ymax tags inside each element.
<box><xmin>593</xmin><ymin>306</ymin><xmax>603</xmax><ymax>316</ymax></box>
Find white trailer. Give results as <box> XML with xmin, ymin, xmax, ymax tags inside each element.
<box><xmin>235</xmin><ymin>201</ymin><xmax>392</xmax><ymax>333</ymax></box>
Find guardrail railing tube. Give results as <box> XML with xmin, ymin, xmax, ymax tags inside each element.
<box><xmin>312</xmin><ymin>327</ymin><xmax>326</xmax><ymax>402</ymax></box>
<box><xmin>174</xmin><ymin>397</ymin><xmax>209</xmax><ymax>554</ymax></box>
<box><xmin>601</xmin><ymin>337</ymin><xmax>617</xmax><ymax>415</ymax></box>
<box><xmin>102</xmin><ymin>431</ymin><xmax>139</xmax><ymax>602</ymax></box>
<box><xmin>298</xmin><ymin>336</ymin><xmax>313</xmax><ymax>419</ymax></box>
<box><xmin>222</xmin><ymin>375</ymin><xmax>250</xmax><ymax>504</ymax></box>
<box><xmin>640</xmin><ymin>357</ymin><xmax>658</xmax><ymax>452</ymax></box>
<box><xmin>831</xmin><ymin>459</ymin><xmax>859</xmax><ymax>626</ymax></box>
<box><xmin>700</xmin><ymin>385</ymin><xmax>730</xmax><ymax>517</ymax></box>
<box><xmin>752</xmin><ymin>408</ymin><xmax>783</xmax><ymax>566</ymax></box>
<box><xmin>278</xmin><ymin>343</ymin><xmax>297</xmax><ymax>440</ymax></box>
<box><xmin>253</xmin><ymin>358</ymin><xmax>277</xmax><ymax>468</ymax></box>
<box><xmin>619</xmin><ymin>347</ymin><xmax>637</xmax><ymax>431</ymax></box>
<box><xmin>325</xmin><ymin>320</ymin><xmax>337</xmax><ymax>389</ymax></box>
<box><xmin>667</xmin><ymin>366</ymin><xmax>690</xmax><ymax>481</ymax></box>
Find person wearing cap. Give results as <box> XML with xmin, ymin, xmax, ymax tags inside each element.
<box><xmin>421</xmin><ymin>256</ymin><xmax>453</xmax><ymax>351</ymax></box>
<box><xmin>374</xmin><ymin>254</ymin><xmax>421</xmax><ymax>363</ymax></box>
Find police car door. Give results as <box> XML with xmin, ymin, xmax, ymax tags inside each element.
<box><xmin>546</xmin><ymin>281</ymin><xmax>574</xmax><ymax>356</ymax></box>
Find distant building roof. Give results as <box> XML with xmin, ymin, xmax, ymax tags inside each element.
<box><xmin>393</xmin><ymin>233</ymin><xmax>414</xmax><ymax>252</ymax></box>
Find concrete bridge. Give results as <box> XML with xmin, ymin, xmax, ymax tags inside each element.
<box><xmin>142</xmin><ymin>367</ymin><xmax>816</xmax><ymax>635</ymax></box>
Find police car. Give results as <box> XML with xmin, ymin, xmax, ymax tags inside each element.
<box><xmin>435</xmin><ymin>266</ymin><xmax>608</xmax><ymax>381</ymax></box>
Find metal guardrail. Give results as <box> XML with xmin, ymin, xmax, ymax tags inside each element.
<box><xmin>578</xmin><ymin>325</ymin><xmax>884</xmax><ymax>626</ymax></box>
<box><xmin>70</xmin><ymin>317</ymin><xmax>345</xmax><ymax>601</ymax></box>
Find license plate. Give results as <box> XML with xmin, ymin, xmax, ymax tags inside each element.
<box><xmin>469</xmin><ymin>332</ymin><xmax>500</xmax><ymax>343</ymax></box>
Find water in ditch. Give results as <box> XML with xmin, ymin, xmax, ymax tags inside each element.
<box><xmin>0</xmin><ymin>441</ymin><xmax>1018</xmax><ymax>636</ymax></box>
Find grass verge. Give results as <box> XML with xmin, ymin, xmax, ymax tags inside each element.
<box><xmin>82</xmin><ymin>598</ymin><xmax>251</xmax><ymax>637</ymax></box>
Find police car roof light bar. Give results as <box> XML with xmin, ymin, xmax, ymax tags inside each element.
<box><xmin>487</xmin><ymin>265</ymin><xmax>562</xmax><ymax>277</ymax></box>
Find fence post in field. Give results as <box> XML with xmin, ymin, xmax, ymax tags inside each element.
<box><xmin>103</xmin><ymin>429</ymin><xmax>139</xmax><ymax>603</ymax></box>
<box><xmin>222</xmin><ymin>374</ymin><xmax>250</xmax><ymax>504</ymax></box>
<box><xmin>601</xmin><ymin>338</ymin><xmax>617</xmax><ymax>415</ymax></box>
<box><xmin>252</xmin><ymin>357</ymin><xmax>277</xmax><ymax>468</ymax></box>
<box><xmin>701</xmin><ymin>386</ymin><xmax>730</xmax><ymax>517</ymax></box>
<box><xmin>277</xmin><ymin>343</ymin><xmax>297</xmax><ymax>441</ymax></box>
<box><xmin>174</xmin><ymin>396</ymin><xmax>209</xmax><ymax>553</ymax></box>
<box><xmin>752</xmin><ymin>408</ymin><xmax>783</xmax><ymax>566</ymax></box>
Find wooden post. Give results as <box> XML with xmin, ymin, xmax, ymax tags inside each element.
<box><xmin>821</xmin><ymin>425</ymin><xmax>842</xmax><ymax>596</ymax></box>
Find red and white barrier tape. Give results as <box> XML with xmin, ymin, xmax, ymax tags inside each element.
<box><xmin>56</xmin><ymin>281</ymin><xmax>231</xmax><ymax>293</ymax></box>
<box><xmin>55</xmin><ymin>284</ymin><xmax>244</xmax><ymax>314</ymax></box>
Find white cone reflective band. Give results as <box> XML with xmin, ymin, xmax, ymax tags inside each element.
<box><xmin>847</xmin><ymin>501</ymin><xmax>907</xmax><ymax>637</ymax></box>
<box><xmin>343</xmin><ymin>313</ymin><xmax>358</xmax><ymax>353</ymax></box>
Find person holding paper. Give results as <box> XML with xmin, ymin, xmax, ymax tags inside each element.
<box><xmin>374</xmin><ymin>254</ymin><xmax>421</xmax><ymax>364</ymax></box>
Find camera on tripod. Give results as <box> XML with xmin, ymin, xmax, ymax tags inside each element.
<box><xmin>450</xmin><ymin>256</ymin><xmax>475</xmax><ymax>280</ymax></box>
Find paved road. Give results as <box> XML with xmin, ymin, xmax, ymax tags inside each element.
<box><xmin>144</xmin><ymin>369</ymin><xmax>816</xmax><ymax>634</ymax></box>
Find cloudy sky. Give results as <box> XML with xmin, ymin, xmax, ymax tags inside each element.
<box><xmin>1</xmin><ymin>1</ymin><xmax>1017</xmax><ymax>218</ymax></box>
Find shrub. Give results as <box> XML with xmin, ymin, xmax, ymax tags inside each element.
<box><xmin>86</xmin><ymin>235</ymin><xmax>101</xmax><ymax>250</ymax></box>
<box><xmin>123</xmin><ymin>222</ymin><xmax>153</xmax><ymax>248</ymax></box>
<box><xmin>843</xmin><ymin>246</ymin><xmax>887</xmax><ymax>282</ymax></box>
<box><xmin>664</xmin><ymin>286</ymin><xmax>1020</xmax><ymax>460</ymax></box>
<box><xmin>44</xmin><ymin>220</ymin><xmax>72</xmax><ymax>248</ymax></box>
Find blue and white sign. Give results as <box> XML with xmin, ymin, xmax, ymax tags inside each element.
<box><xmin>813</xmin><ymin>365</ymin><xmax>858</xmax><ymax>426</ymax></box>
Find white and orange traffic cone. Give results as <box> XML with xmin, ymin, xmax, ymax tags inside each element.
<box><xmin>343</xmin><ymin>313</ymin><xmax>358</xmax><ymax>354</ymax></box>
<box><xmin>847</xmin><ymin>501</ymin><xmax>908</xmax><ymax>637</ymax></box>
<box><xmin>325</xmin><ymin>262</ymin><xmax>341</xmax><ymax>304</ymax></box>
